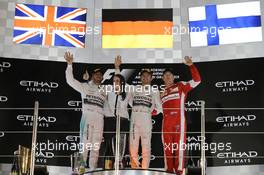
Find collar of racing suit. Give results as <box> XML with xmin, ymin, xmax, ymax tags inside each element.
<box><xmin>165</xmin><ymin>83</ymin><xmax>175</xmax><ymax>90</ymax></box>
<box><xmin>88</xmin><ymin>80</ymin><xmax>100</xmax><ymax>88</ymax></box>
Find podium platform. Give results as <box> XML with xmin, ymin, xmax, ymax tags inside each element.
<box><xmin>84</xmin><ymin>169</ymin><xmax>175</xmax><ymax>175</ymax></box>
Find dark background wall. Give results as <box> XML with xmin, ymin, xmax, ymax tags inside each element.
<box><xmin>0</xmin><ymin>57</ymin><xmax>263</xmax><ymax>168</ymax></box>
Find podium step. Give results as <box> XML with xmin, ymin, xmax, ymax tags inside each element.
<box><xmin>84</xmin><ymin>169</ymin><xmax>175</xmax><ymax>175</ymax></box>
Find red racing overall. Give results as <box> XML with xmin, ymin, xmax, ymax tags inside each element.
<box><xmin>161</xmin><ymin>65</ymin><xmax>201</xmax><ymax>174</ymax></box>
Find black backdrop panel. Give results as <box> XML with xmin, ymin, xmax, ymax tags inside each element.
<box><xmin>0</xmin><ymin>57</ymin><xmax>264</xmax><ymax>168</ymax></box>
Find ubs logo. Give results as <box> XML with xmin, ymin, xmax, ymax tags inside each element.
<box><xmin>0</xmin><ymin>62</ymin><xmax>11</xmax><ymax>72</ymax></box>
<box><xmin>0</xmin><ymin>96</ymin><xmax>8</xmax><ymax>102</ymax></box>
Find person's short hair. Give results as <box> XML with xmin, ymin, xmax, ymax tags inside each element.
<box><xmin>92</xmin><ymin>68</ymin><xmax>103</xmax><ymax>75</ymax></box>
<box><xmin>162</xmin><ymin>68</ymin><xmax>174</xmax><ymax>75</ymax></box>
<box><xmin>140</xmin><ymin>69</ymin><xmax>153</xmax><ymax>76</ymax></box>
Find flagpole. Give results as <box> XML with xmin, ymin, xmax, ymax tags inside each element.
<box><xmin>30</xmin><ymin>101</ymin><xmax>39</xmax><ymax>175</ymax></box>
<box><xmin>200</xmin><ymin>101</ymin><xmax>206</xmax><ymax>175</ymax></box>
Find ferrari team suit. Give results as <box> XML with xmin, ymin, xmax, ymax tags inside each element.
<box><xmin>160</xmin><ymin>64</ymin><xmax>201</xmax><ymax>174</ymax></box>
<box><xmin>66</xmin><ymin>65</ymin><xmax>107</xmax><ymax>169</ymax></box>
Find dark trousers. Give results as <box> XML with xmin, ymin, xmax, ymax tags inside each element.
<box><xmin>103</xmin><ymin>117</ymin><xmax>129</xmax><ymax>168</ymax></box>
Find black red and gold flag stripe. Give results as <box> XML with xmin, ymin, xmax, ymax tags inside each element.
<box><xmin>102</xmin><ymin>8</ymin><xmax>173</xmax><ymax>48</ymax></box>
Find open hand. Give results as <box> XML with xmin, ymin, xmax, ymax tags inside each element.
<box><xmin>83</xmin><ymin>70</ymin><xmax>89</xmax><ymax>81</ymax></box>
<box><xmin>184</xmin><ymin>56</ymin><xmax>193</xmax><ymax>66</ymax></box>
<box><xmin>115</xmin><ymin>55</ymin><xmax>122</xmax><ymax>69</ymax></box>
<box><xmin>64</xmin><ymin>51</ymin><xmax>73</xmax><ymax>65</ymax></box>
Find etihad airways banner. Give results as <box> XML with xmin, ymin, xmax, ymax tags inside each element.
<box><xmin>0</xmin><ymin>57</ymin><xmax>264</xmax><ymax>168</ymax></box>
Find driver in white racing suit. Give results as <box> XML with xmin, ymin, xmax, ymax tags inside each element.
<box><xmin>65</xmin><ymin>52</ymin><xmax>107</xmax><ymax>170</ymax></box>
<box><xmin>114</xmin><ymin>56</ymin><xmax>162</xmax><ymax>169</ymax></box>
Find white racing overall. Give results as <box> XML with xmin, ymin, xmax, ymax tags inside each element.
<box><xmin>66</xmin><ymin>65</ymin><xmax>106</xmax><ymax>169</ymax></box>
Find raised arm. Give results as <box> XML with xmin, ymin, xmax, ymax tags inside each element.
<box><xmin>181</xmin><ymin>56</ymin><xmax>201</xmax><ymax>93</ymax></box>
<box><xmin>114</xmin><ymin>55</ymin><xmax>122</xmax><ymax>74</ymax></box>
<box><xmin>65</xmin><ymin>51</ymin><xmax>85</xmax><ymax>94</ymax></box>
<box><xmin>83</xmin><ymin>70</ymin><xmax>89</xmax><ymax>81</ymax></box>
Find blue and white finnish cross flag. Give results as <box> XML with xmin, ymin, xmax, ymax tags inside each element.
<box><xmin>188</xmin><ymin>1</ymin><xmax>262</xmax><ymax>47</ymax></box>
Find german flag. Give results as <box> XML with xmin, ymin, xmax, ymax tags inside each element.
<box><xmin>102</xmin><ymin>9</ymin><xmax>173</xmax><ymax>48</ymax></box>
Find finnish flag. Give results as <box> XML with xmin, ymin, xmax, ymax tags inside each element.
<box><xmin>188</xmin><ymin>1</ymin><xmax>262</xmax><ymax>47</ymax></box>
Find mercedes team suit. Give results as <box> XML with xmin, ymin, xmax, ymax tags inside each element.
<box><xmin>66</xmin><ymin>65</ymin><xmax>107</xmax><ymax>169</ymax></box>
<box><xmin>129</xmin><ymin>87</ymin><xmax>163</xmax><ymax>169</ymax></box>
<box><xmin>115</xmin><ymin>68</ymin><xmax>163</xmax><ymax>169</ymax></box>
<box><xmin>160</xmin><ymin>64</ymin><xmax>201</xmax><ymax>174</ymax></box>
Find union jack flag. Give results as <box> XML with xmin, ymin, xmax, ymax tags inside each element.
<box><xmin>13</xmin><ymin>4</ymin><xmax>87</xmax><ymax>48</ymax></box>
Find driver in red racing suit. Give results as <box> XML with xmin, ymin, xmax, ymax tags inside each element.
<box><xmin>160</xmin><ymin>56</ymin><xmax>201</xmax><ymax>174</ymax></box>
